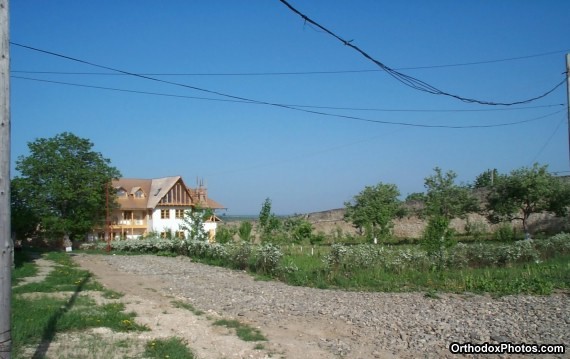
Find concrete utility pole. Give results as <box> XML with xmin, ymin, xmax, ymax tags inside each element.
<box><xmin>566</xmin><ymin>54</ymin><xmax>570</xmax><ymax>168</ymax></box>
<box><xmin>0</xmin><ymin>0</ymin><xmax>10</xmax><ymax>358</ymax></box>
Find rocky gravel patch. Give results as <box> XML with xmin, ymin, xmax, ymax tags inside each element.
<box><xmin>100</xmin><ymin>254</ymin><xmax>569</xmax><ymax>358</ymax></box>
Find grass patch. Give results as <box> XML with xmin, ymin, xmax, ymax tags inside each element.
<box><xmin>11</xmin><ymin>250</ymin><xmax>148</xmax><ymax>358</ymax></box>
<box><xmin>144</xmin><ymin>337</ymin><xmax>195</xmax><ymax>359</ymax></box>
<box><xmin>11</xmin><ymin>251</ymin><xmax>39</xmax><ymax>285</ymax></box>
<box><xmin>213</xmin><ymin>319</ymin><xmax>266</xmax><ymax>342</ymax></box>
<box><xmin>171</xmin><ymin>300</ymin><xmax>205</xmax><ymax>316</ymax></box>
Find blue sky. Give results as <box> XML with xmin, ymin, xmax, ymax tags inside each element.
<box><xmin>10</xmin><ymin>1</ymin><xmax>570</xmax><ymax>215</ymax></box>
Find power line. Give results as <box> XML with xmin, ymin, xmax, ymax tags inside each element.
<box><xmin>11</xmin><ymin>49</ymin><xmax>569</xmax><ymax>76</ymax></box>
<box><xmin>12</xmin><ymin>74</ymin><xmax>565</xmax><ymax>128</ymax></box>
<box><xmin>277</xmin><ymin>0</ymin><xmax>567</xmax><ymax>106</ymax></box>
<box><xmin>12</xmin><ymin>75</ymin><xmax>565</xmax><ymax>114</ymax></box>
<box><xmin>531</xmin><ymin>115</ymin><xmax>566</xmax><ymax>164</ymax></box>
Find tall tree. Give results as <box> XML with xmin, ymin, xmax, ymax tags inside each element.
<box><xmin>258</xmin><ymin>197</ymin><xmax>280</xmax><ymax>237</ymax></box>
<box><xmin>344</xmin><ymin>182</ymin><xmax>404</xmax><ymax>240</ymax></box>
<box><xmin>14</xmin><ymin>132</ymin><xmax>121</xmax><ymax>241</ymax></box>
<box><xmin>421</xmin><ymin>167</ymin><xmax>477</xmax><ymax>268</ymax></box>
<box><xmin>486</xmin><ymin>163</ymin><xmax>570</xmax><ymax>233</ymax></box>
<box><xmin>424</xmin><ymin>167</ymin><xmax>478</xmax><ymax>219</ymax></box>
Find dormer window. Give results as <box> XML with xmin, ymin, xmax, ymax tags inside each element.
<box><xmin>116</xmin><ymin>188</ymin><xmax>127</xmax><ymax>197</ymax></box>
<box><xmin>135</xmin><ymin>189</ymin><xmax>144</xmax><ymax>198</ymax></box>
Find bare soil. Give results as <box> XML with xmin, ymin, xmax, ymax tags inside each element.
<box><xmin>20</xmin><ymin>253</ymin><xmax>569</xmax><ymax>358</ymax></box>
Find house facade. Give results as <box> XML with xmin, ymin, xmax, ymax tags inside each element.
<box><xmin>99</xmin><ymin>176</ymin><xmax>224</xmax><ymax>241</ymax></box>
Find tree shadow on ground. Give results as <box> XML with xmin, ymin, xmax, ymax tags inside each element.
<box><xmin>31</xmin><ymin>273</ymin><xmax>90</xmax><ymax>359</ymax></box>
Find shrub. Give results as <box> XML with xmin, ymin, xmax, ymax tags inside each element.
<box><xmin>237</xmin><ymin>221</ymin><xmax>253</xmax><ymax>242</ymax></box>
<box><xmin>215</xmin><ymin>226</ymin><xmax>234</xmax><ymax>244</ymax></box>
<box><xmin>464</xmin><ymin>218</ymin><xmax>488</xmax><ymax>241</ymax></box>
<box><xmin>254</xmin><ymin>243</ymin><xmax>283</xmax><ymax>274</ymax></box>
<box><xmin>227</xmin><ymin>242</ymin><xmax>253</xmax><ymax>270</ymax></box>
<box><xmin>494</xmin><ymin>223</ymin><xmax>514</xmax><ymax>242</ymax></box>
<box><xmin>422</xmin><ymin>216</ymin><xmax>455</xmax><ymax>270</ymax></box>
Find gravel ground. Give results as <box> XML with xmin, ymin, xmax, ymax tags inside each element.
<box><xmin>101</xmin><ymin>254</ymin><xmax>569</xmax><ymax>358</ymax></box>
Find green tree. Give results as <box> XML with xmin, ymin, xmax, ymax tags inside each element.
<box><xmin>11</xmin><ymin>178</ymin><xmax>40</xmax><ymax>240</ymax></box>
<box><xmin>474</xmin><ymin>168</ymin><xmax>499</xmax><ymax>188</ymax></box>
<box><xmin>344</xmin><ymin>182</ymin><xmax>404</xmax><ymax>241</ymax></box>
<box><xmin>424</xmin><ymin>167</ymin><xmax>478</xmax><ymax>219</ymax></box>
<box><xmin>180</xmin><ymin>207</ymin><xmax>212</xmax><ymax>241</ymax></box>
<box><xmin>258</xmin><ymin>198</ymin><xmax>280</xmax><ymax>238</ymax></box>
<box><xmin>486</xmin><ymin>163</ymin><xmax>570</xmax><ymax>233</ymax></box>
<box><xmin>421</xmin><ymin>168</ymin><xmax>476</xmax><ymax>267</ymax></box>
<box><xmin>283</xmin><ymin>216</ymin><xmax>313</xmax><ymax>243</ymax></box>
<box><xmin>14</xmin><ymin>132</ymin><xmax>121</xmax><ymax>241</ymax></box>
<box><xmin>405</xmin><ymin>192</ymin><xmax>426</xmax><ymax>203</ymax></box>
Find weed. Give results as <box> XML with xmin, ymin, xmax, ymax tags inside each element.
<box><xmin>213</xmin><ymin>319</ymin><xmax>267</xmax><ymax>342</ymax></box>
<box><xmin>144</xmin><ymin>337</ymin><xmax>195</xmax><ymax>359</ymax></box>
<box><xmin>171</xmin><ymin>300</ymin><xmax>205</xmax><ymax>316</ymax></box>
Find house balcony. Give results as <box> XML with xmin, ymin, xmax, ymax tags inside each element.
<box><xmin>112</xmin><ymin>219</ymin><xmax>148</xmax><ymax>229</ymax></box>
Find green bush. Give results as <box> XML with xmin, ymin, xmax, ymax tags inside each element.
<box><xmin>422</xmin><ymin>216</ymin><xmax>455</xmax><ymax>270</ymax></box>
<box><xmin>237</xmin><ymin>221</ymin><xmax>253</xmax><ymax>242</ymax></box>
<box><xmin>254</xmin><ymin>243</ymin><xmax>283</xmax><ymax>274</ymax></box>
<box><xmin>494</xmin><ymin>223</ymin><xmax>514</xmax><ymax>242</ymax></box>
<box><xmin>215</xmin><ymin>226</ymin><xmax>234</xmax><ymax>244</ymax></box>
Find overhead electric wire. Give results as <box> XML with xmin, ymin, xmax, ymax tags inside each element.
<box><xmin>531</xmin><ymin>115</ymin><xmax>566</xmax><ymax>164</ymax></box>
<box><xmin>277</xmin><ymin>0</ymin><xmax>567</xmax><ymax>106</ymax></box>
<box><xmin>12</xmin><ymin>74</ymin><xmax>565</xmax><ymax>128</ymax></box>
<box><xmin>10</xmin><ymin>42</ymin><xmax>564</xmax><ymax>128</ymax></box>
<box><xmin>11</xmin><ymin>49</ymin><xmax>569</xmax><ymax>76</ymax></box>
<box><xmin>12</xmin><ymin>75</ymin><xmax>564</xmax><ymax>114</ymax></box>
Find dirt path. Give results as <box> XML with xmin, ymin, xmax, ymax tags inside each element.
<box><xmin>73</xmin><ymin>254</ymin><xmax>336</xmax><ymax>359</ymax></box>
<box><xmin>71</xmin><ymin>254</ymin><xmax>569</xmax><ymax>359</ymax></box>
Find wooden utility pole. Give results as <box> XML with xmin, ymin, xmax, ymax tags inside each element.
<box><xmin>0</xmin><ymin>0</ymin><xmax>10</xmax><ymax>358</ymax></box>
<box><xmin>566</xmin><ymin>54</ymin><xmax>570</xmax><ymax>168</ymax></box>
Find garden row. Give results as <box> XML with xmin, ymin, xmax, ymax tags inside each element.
<box><xmin>83</xmin><ymin>232</ymin><xmax>570</xmax><ymax>295</ymax></box>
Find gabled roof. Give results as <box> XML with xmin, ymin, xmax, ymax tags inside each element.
<box><xmin>112</xmin><ymin>176</ymin><xmax>224</xmax><ymax>210</ymax></box>
<box><xmin>112</xmin><ymin>178</ymin><xmax>153</xmax><ymax>210</ymax></box>
<box><xmin>147</xmin><ymin>176</ymin><xmax>182</xmax><ymax>209</ymax></box>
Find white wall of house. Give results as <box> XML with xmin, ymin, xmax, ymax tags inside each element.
<box><xmin>151</xmin><ymin>207</ymin><xmax>186</xmax><ymax>235</ymax></box>
<box><xmin>151</xmin><ymin>207</ymin><xmax>216</xmax><ymax>237</ymax></box>
<box><xmin>204</xmin><ymin>221</ymin><xmax>218</xmax><ymax>237</ymax></box>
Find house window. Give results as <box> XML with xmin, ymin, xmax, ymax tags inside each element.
<box><xmin>123</xmin><ymin>211</ymin><xmax>132</xmax><ymax>220</ymax></box>
<box><xmin>175</xmin><ymin>209</ymin><xmax>185</xmax><ymax>219</ymax></box>
<box><xmin>175</xmin><ymin>231</ymin><xmax>185</xmax><ymax>239</ymax></box>
<box><xmin>160</xmin><ymin>209</ymin><xmax>170</xmax><ymax>219</ymax></box>
<box><xmin>116</xmin><ymin>188</ymin><xmax>126</xmax><ymax>197</ymax></box>
<box><xmin>135</xmin><ymin>189</ymin><xmax>144</xmax><ymax>198</ymax></box>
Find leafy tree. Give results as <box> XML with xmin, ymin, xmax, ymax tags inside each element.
<box><xmin>258</xmin><ymin>198</ymin><xmax>280</xmax><ymax>238</ymax></box>
<box><xmin>283</xmin><ymin>217</ymin><xmax>313</xmax><ymax>243</ymax></box>
<box><xmin>424</xmin><ymin>167</ymin><xmax>478</xmax><ymax>219</ymax></box>
<box><xmin>11</xmin><ymin>178</ymin><xmax>40</xmax><ymax>240</ymax></box>
<box><xmin>405</xmin><ymin>192</ymin><xmax>426</xmax><ymax>203</ymax></box>
<box><xmin>474</xmin><ymin>168</ymin><xmax>499</xmax><ymax>188</ymax></box>
<box><xmin>344</xmin><ymin>182</ymin><xmax>404</xmax><ymax>241</ymax></box>
<box><xmin>485</xmin><ymin>163</ymin><xmax>570</xmax><ymax>233</ymax></box>
<box><xmin>422</xmin><ymin>216</ymin><xmax>455</xmax><ymax>270</ymax></box>
<box><xmin>14</xmin><ymin>132</ymin><xmax>121</xmax><ymax>241</ymax></box>
<box><xmin>421</xmin><ymin>168</ymin><xmax>476</xmax><ymax>267</ymax></box>
<box><xmin>180</xmin><ymin>207</ymin><xmax>211</xmax><ymax>241</ymax></box>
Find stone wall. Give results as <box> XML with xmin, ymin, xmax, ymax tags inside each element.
<box><xmin>304</xmin><ymin>208</ymin><xmax>570</xmax><ymax>239</ymax></box>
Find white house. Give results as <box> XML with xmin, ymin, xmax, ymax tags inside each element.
<box><xmin>101</xmin><ymin>176</ymin><xmax>224</xmax><ymax>241</ymax></box>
